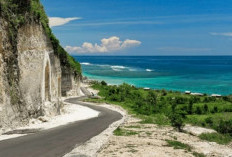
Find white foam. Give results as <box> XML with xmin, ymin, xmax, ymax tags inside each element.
<box><xmin>81</xmin><ymin>62</ymin><xmax>92</xmax><ymax>65</ymax></box>
<box><xmin>111</xmin><ymin>66</ymin><xmax>126</xmax><ymax>69</ymax></box>
<box><xmin>146</xmin><ymin>69</ymin><xmax>153</xmax><ymax>72</ymax></box>
<box><xmin>111</xmin><ymin>65</ymin><xmax>127</xmax><ymax>71</ymax></box>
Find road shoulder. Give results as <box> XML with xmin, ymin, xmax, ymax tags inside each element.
<box><xmin>63</xmin><ymin>102</ymin><xmax>127</xmax><ymax>157</ymax></box>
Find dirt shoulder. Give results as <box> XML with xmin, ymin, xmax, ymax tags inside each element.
<box><xmin>97</xmin><ymin>115</ymin><xmax>232</xmax><ymax>157</ymax></box>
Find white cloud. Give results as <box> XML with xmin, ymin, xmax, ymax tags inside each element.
<box><xmin>210</xmin><ymin>32</ymin><xmax>232</xmax><ymax>37</ymax></box>
<box><xmin>49</xmin><ymin>17</ymin><xmax>81</xmax><ymax>27</ymax></box>
<box><xmin>65</xmin><ymin>36</ymin><xmax>141</xmax><ymax>54</ymax></box>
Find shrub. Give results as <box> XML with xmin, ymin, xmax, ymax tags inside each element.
<box><xmin>175</xmin><ymin>97</ymin><xmax>187</xmax><ymax>104</ymax></box>
<box><xmin>101</xmin><ymin>81</ymin><xmax>107</xmax><ymax>86</ymax></box>
<box><xmin>146</xmin><ymin>91</ymin><xmax>157</xmax><ymax>106</ymax></box>
<box><xmin>203</xmin><ymin>104</ymin><xmax>208</xmax><ymax>113</ymax></box>
<box><xmin>213</xmin><ymin>106</ymin><xmax>218</xmax><ymax>113</ymax></box>
<box><xmin>204</xmin><ymin>117</ymin><xmax>213</xmax><ymax>126</ymax></box>
<box><xmin>216</xmin><ymin>119</ymin><xmax>232</xmax><ymax>136</ymax></box>
<box><xmin>168</xmin><ymin>107</ymin><xmax>186</xmax><ymax>131</ymax></box>
<box><xmin>187</xmin><ymin>101</ymin><xmax>193</xmax><ymax>114</ymax></box>
<box><xmin>195</xmin><ymin>106</ymin><xmax>202</xmax><ymax>114</ymax></box>
<box><xmin>161</xmin><ymin>89</ymin><xmax>167</xmax><ymax>96</ymax></box>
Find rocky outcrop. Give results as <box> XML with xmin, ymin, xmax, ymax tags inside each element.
<box><xmin>17</xmin><ymin>22</ymin><xmax>63</xmax><ymax>117</ymax></box>
<box><xmin>0</xmin><ymin>1</ymin><xmax>81</xmax><ymax>130</ymax></box>
<box><xmin>61</xmin><ymin>67</ymin><xmax>81</xmax><ymax>96</ymax></box>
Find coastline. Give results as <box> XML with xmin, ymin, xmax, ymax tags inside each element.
<box><xmin>77</xmin><ymin>56</ymin><xmax>232</xmax><ymax>96</ymax></box>
<box><xmin>82</xmin><ymin>76</ymin><xmax>226</xmax><ymax>97</ymax></box>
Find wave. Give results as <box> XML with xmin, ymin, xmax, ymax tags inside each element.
<box><xmin>111</xmin><ymin>65</ymin><xmax>127</xmax><ymax>71</ymax></box>
<box><xmin>81</xmin><ymin>62</ymin><xmax>142</xmax><ymax>72</ymax></box>
<box><xmin>146</xmin><ymin>69</ymin><xmax>153</xmax><ymax>72</ymax></box>
<box><xmin>80</xmin><ymin>62</ymin><xmax>92</xmax><ymax>65</ymax></box>
<box><xmin>111</xmin><ymin>66</ymin><xmax>126</xmax><ymax>69</ymax></box>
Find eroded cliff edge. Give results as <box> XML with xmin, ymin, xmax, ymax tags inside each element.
<box><xmin>0</xmin><ymin>0</ymin><xmax>81</xmax><ymax>130</ymax></box>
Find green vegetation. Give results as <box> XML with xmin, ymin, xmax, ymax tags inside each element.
<box><xmin>192</xmin><ymin>152</ymin><xmax>206</xmax><ymax>157</ymax></box>
<box><xmin>0</xmin><ymin>0</ymin><xmax>81</xmax><ymax>76</ymax></box>
<box><xmin>166</xmin><ymin>140</ymin><xmax>205</xmax><ymax>157</ymax></box>
<box><xmin>166</xmin><ymin>140</ymin><xmax>191</xmax><ymax>151</ymax></box>
<box><xmin>199</xmin><ymin>133</ymin><xmax>232</xmax><ymax>144</ymax></box>
<box><xmin>113</xmin><ymin>127</ymin><xmax>139</xmax><ymax>136</ymax></box>
<box><xmin>0</xmin><ymin>0</ymin><xmax>32</xmax><ymax>106</ymax></box>
<box><xmin>124</xmin><ymin>125</ymin><xmax>141</xmax><ymax>129</ymax></box>
<box><xmin>30</xmin><ymin>0</ymin><xmax>81</xmax><ymax>76</ymax></box>
<box><xmin>89</xmin><ymin>81</ymin><xmax>232</xmax><ymax>142</ymax></box>
<box><xmin>0</xmin><ymin>0</ymin><xmax>81</xmax><ymax>106</ymax></box>
<box><xmin>168</xmin><ymin>104</ymin><xmax>186</xmax><ymax>131</ymax></box>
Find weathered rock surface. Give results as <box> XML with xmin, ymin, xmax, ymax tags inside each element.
<box><xmin>0</xmin><ymin>15</ymin><xmax>80</xmax><ymax>131</ymax></box>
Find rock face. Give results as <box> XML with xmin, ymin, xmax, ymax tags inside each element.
<box><xmin>61</xmin><ymin>68</ymin><xmax>81</xmax><ymax>96</ymax></box>
<box><xmin>0</xmin><ymin>14</ymin><xmax>81</xmax><ymax>129</ymax></box>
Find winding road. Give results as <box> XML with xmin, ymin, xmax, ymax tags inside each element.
<box><xmin>0</xmin><ymin>97</ymin><xmax>122</xmax><ymax>157</ymax></box>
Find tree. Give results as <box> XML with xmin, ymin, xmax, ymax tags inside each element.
<box><xmin>168</xmin><ymin>109</ymin><xmax>186</xmax><ymax>132</ymax></box>
<box><xmin>147</xmin><ymin>91</ymin><xmax>157</xmax><ymax>106</ymax></box>
<box><xmin>213</xmin><ymin>106</ymin><xmax>218</xmax><ymax>113</ymax></box>
<box><xmin>161</xmin><ymin>89</ymin><xmax>167</xmax><ymax>96</ymax></box>
<box><xmin>168</xmin><ymin>103</ymin><xmax>186</xmax><ymax>131</ymax></box>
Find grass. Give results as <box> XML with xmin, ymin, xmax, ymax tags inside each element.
<box><xmin>199</xmin><ymin>133</ymin><xmax>232</xmax><ymax>145</ymax></box>
<box><xmin>113</xmin><ymin>127</ymin><xmax>139</xmax><ymax>136</ymax></box>
<box><xmin>166</xmin><ymin>140</ymin><xmax>206</xmax><ymax>157</ymax></box>
<box><xmin>166</xmin><ymin>140</ymin><xmax>192</xmax><ymax>151</ymax></box>
<box><xmin>192</xmin><ymin>152</ymin><xmax>206</xmax><ymax>157</ymax></box>
<box><xmin>124</xmin><ymin>125</ymin><xmax>141</xmax><ymax>129</ymax></box>
<box><xmin>186</xmin><ymin>112</ymin><xmax>232</xmax><ymax>128</ymax></box>
<box><xmin>87</xmin><ymin>81</ymin><xmax>232</xmax><ymax>144</ymax></box>
<box><xmin>139</xmin><ymin>114</ymin><xmax>170</xmax><ymax>125</ymax></box>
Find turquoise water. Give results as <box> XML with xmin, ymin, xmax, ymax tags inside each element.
<box><xmin>74</xmin><ymin>56</ymin><xmax>232</xmax><ymax>95</ymax></box>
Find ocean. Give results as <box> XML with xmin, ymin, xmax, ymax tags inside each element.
<box><xmin>74</xmin><ymin>56</ymin><xmax>232</xmax><ymax>96</ymax></box>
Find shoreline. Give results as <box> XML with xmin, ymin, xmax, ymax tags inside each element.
<box><xmin>77</xmin><ymin>55</ymin><xmax>232</xmax><ymax>96</ymax></box>
<box><xmin>83</xmin><ymin>76</ymin><xmax>227</xmax><ymax>97</ymax></box>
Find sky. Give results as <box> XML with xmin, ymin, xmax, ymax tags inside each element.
<box><xmin>41</xmin><ymin>0</ymin><xmax>232</xmax><ymax>56</ymax></box>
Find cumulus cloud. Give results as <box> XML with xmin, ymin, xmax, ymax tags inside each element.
<box><xmin>49</xmin><ymin>17</ymin><xmax>81</xmax><ymax>27</ymax></box>
<box><xmin>210</xmin><ymin>32</ymin><xmax>232</xmax><ymax>37</ymax></box>
<box><xmin>65</xmin><ymin>36</ymin><xmax>141</xmax><ymax>53</ymax></box>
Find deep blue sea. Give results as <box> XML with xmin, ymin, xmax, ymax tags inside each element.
<box><xmin>74</xmin><ymin>56</ymin><xmax>232</xmax><ymax>95</ymax></box>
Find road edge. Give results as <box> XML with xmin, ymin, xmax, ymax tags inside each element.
<box><xmin>63</xmin><ymin>102</ymin><xmax>127</xmax><ymax>157</ymax></box>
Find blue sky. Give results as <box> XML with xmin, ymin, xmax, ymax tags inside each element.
<box><xmin>41</xmin><ymin>0</ymin><xmax>232</xmax><ymax>56</ymax></box>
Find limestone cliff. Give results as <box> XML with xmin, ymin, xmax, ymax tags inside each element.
<box><xmin>0</xmin><ymin>0</ymin><xmax>81</xmax><ymax>130</ymax></box>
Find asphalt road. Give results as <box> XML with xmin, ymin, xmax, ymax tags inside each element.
<box><xmin>0</xmin><ymin>97</ymin><xmax>122</xmax><ymax>157</ymax></box>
